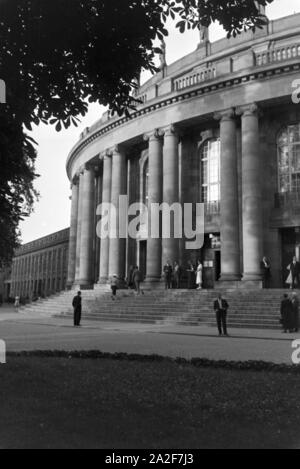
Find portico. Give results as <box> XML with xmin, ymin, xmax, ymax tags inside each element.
<box><xmin>66</xmin><ymin>11</ymin><xmax>300</xmax><ymax>290</ymax></box>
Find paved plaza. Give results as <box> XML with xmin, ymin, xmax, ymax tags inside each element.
<box><xmin>0</xmin><ymin>306</ymin><xmax>299</xmax><ymax>365</ymax></box>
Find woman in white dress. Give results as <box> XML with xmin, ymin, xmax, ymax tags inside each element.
<box><xmin>286</xmin><ymin>265</ymin><xmax>293</xmax><ymax>289</ymax></box>
<box><xmin>196</xmin><ymin>260</ymin><xmax>203</xmax><ymax>290</ymax></box>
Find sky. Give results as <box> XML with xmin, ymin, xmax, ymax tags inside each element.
<box><xmin>19</xmin><ymin>0</ymin><xmax>300</xmax><ymax>244</ymax></box>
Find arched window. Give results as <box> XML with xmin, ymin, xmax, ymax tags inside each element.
<box><xmin>200</xmin><ymin>138</ymin><xmax>221</xmax><ymax>204</ymax></box>
<box><xmin>278</xmin><ymin>124</ymin><xmax>300</xmax><ymax>193</ymax></box>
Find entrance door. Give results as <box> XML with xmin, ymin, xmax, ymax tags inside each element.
<box><xmin>281</xmin><ymin>228</ymin><xmax>300</xmax><ymax>285</ymax></box>
<box><xmin>139</xmin><ymin>241</ymin><xmax>147</xmax><ymax>280</ymax></box>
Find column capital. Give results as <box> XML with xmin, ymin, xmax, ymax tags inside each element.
<box><xmin>109</xmin><ymin>144</ymin><xmax>125</xmax><ymax>156</ymax></box>
<box><xmin>71</xmin><ymin>174</ymin><xmax>79</xmax><ymax>188</ymax></box>
<box><xmin>81</xmin><ymin>162</ymin><xmax>96</xmax><ymax>173</ymax></box>
<box><xmin>99</xmin><ymin>149</ymin><xmax>112</xmax><ymax>161</ymax></box>
<box><xmin>214</xmin><ymin>108</ymin><xmax>235</xmax><ymax>122</ymax></box>
<box><xmin>236</xmin><ymin>103</ymin><xmax>260</xmax><ymax>117</ymax></box>
<box><xmin>143</xmin><ymin>129</ymin><xmax>164</xmax><ymax>142</ymax></box>
<box><xmin>162</xmin><ymin>124</ymin><xmax>180</xmax><ymax>138</ymax></box>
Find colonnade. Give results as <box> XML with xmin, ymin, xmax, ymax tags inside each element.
<box><xmin>67</xmin><ymin>104</ymin><xmax>264</xmax><ymax>288</ymax></box>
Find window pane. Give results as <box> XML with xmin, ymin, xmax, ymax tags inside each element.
<box><xmin>201</xmin><ymin>138</ymin><xmax>220</xmax><ymax>203</ymax></box>
<box><xmin>291</xmin><ymin>145</ymin><xmax>300</xmax><ymax>173</ymax></box>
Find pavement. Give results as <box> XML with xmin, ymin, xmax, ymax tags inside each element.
<box><xmin>0</xmin><ymin>305</ymin><xmax>299</xmax><ymax>364</ymax></box>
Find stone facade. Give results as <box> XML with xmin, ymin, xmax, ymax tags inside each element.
<box><xmin>10</xmin><ymin>229</ymin><xmax>69</xmax><ymax>300</ymax></box>
<box><xmin>66</xmin><ymin>13</ymin><xmax>300</xmax><ymax>290</ymax></box>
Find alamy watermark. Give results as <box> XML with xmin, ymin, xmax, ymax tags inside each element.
<box><xmin>292</xmin><ymin>340</ymin><xmax>300</xmax><ymax>365</ymax></box>
<box><xmin>96</xmin><ymin>197</ymin><xmax>205</xmax><ymax>250</ymax></box>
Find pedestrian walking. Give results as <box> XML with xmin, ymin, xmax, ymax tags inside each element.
<box><xmin>174</xmin><ymin>262</ymin><xmax>182</xmax><ymax>289</ymax></box>
<box><xmin>110</xmin><ymin>275</ymin><xmax>118</xmax><ymax>300</ymax></box>
<box><xmin>214</xmin><ymin>293</ymin><xmax>229</xmax><ymax>337</ymax></box>
<box><xmin>72</xmin><ymin>291</ymin><xmax>82</xmax><ymax>327</ymax></box>
<box><xmin>196</xmin><ymin>260</ymin><xmax>203</xmax><ymax>290</ymax></box>
<box><xmin>163</xmin><ymin>261</ymin><xmax>173</xmax><ymax>290</ymax></box>
<box><xmin>14</xmin><ymin>295</ymin><xmax>20</xmax><ymax>309</ymax></box>
<box><xmin>280</xmin><ymin>294</ymin><xmax>293</xmax><ymax>333</ymax></box>
<box><xmin>133</xmin><ymin>266</ymin><xmax>144</xmax><ymax>295</ymax></box>
<box><xmin>261</xmin><ymin>257</ymin><xmax>271</xmax><ymax>289</ymax></box>
<box><xmin>291</xmin><ymin>292</ymin><xmax>299</xmax><ymax>333</ymax></box>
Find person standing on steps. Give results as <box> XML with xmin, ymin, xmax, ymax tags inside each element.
<box><xmin>280</xmin><ymin>294</ymin><xmax>293</xmax><ymax>333</ymax></box>
<box><xmin>110</xmin><ymin>275</ymin><xmax>119</xmax><ymax>301</ymax></box>
<box><xmin>133</xmin><ymin>266</ymin><xmax>144</xmax><ymax>296</ymax></box>
<box><xmin>196</xmin><ymin>260</ymin><xmax>203</xmax><ymax>290</ymax></box>
<box><xmin>291</xmin><ymin>292</ymin><xmax>299</xmax><ymax>333</ymax></box>
<box><xmin>261</xmin><ymin>256</ymin><xmax>271</xmax><ymax>289</ymax></box>
<box><xmin>187</xmin><ymin>261</ymin><xmax>196</xmax><ymax>290</ymax></box>
<box><xmin>163</xmin><ymin>261</ymin><xmax>173</xmax><ymax>290</ymax></box>
<box><xmin>72</xmin><ymin>291</ymin><xmax>82</xmax><ymax>327</ymax></box>
<box><xmin>214</xmin><ymin>293</ymin><xmax>229</xmax><ymax>337</ymax></box>
<box><xmin>174</xmin><ymin>262</ymin><xmax>182</xmax><ymax>289</ymax></box>
<box><xmin>288</xmin><ymin>257</ymin><xmax>300</xmax><ymax>290</ymax></box>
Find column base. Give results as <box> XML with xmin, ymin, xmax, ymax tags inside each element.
<box><xmin>217</xmin><ymin>280</ymin><xmax>263</xmax><ymax>290</ymax></box>
<box><xmin>243</xmin><ymin>273</ymin><xmax>263</xmax><ymax>282</ymax></box>
<box><xmin>144</xmin><ymin>277</ymin><xmax>165</xmax><ymax>290</ymax></box>
<box><xmin>219</xmin><ymin>274</ymin><xmax>242</xmax><ymax>282</ymax></box>
<box><xmin>73</xmin><ymin>282</ymin><xmax>94</xmax><ymax>291</ymax></box>
<box><xmin>98</xmin><ymin>277</ymin><xmax>109</xmax><ymax>285</ymax></box>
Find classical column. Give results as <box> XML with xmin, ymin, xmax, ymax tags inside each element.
<box><xmin>99</xmin><ymin>152</ymin><xmax>112</xmax><ymax>283</ymax></box>
<box><xmin>108</xmin><ymin>146</ymin><xmax>127</xmax><ymax>279</ymax></box>
<box><xmin>238</xmin><ymin>104</ymin><xmax>263</xmax><ymax>282</ymax></box>
<box><xmin>78</xmin><ymin>164</ymin><xmax>96</xmax><ymax>286</ymax></box>
<box><xmin>67</xmin><ymin>177</ymin><xmax>79</xmax><ymax>287</ymax></box>
<box><xmin>162</xmin><ymin>125</ymin><xmax>180</xmax><ymax>264</ymax></box>
<box><xmin>75</xmin><ymin>170</ymin><xmax>84</xmax><ymax>283</ymax></box>
<box><xmin>144</xmin><ymin>130</ymin><xmax>163</xmax><ymax>283</ymax></box>
<box><xmin>215</xmin><ymin>109</ymin><xmax>241</xmax><ymax>281</ymax></box>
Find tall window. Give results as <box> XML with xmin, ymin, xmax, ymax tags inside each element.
<box><xmin>278</xmin><ymin>124</ymin><xmax>300</xmax><ymax>193</ymax></box>
<box><xmin>201</xmin><ymin>138</ymin><xmax>221</xmax><ymax>203</ymax></box>
<box><xmin>143</xmin><ymin>160</ymin><xmax>149</xmax><ymax>206</ymax></box>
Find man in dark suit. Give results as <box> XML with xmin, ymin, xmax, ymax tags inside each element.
<box><xmin>290</xmin><ymin>257</ymin><xmax>300</xmax><ymax>289</ymax></box>
<box><xmin>72</xmin><ymin>291</ymin><xmax>82</xmax><ymax>327</ymax></box>
<box><xmin>214</xmin><ymin>294</ymin><xmax>229</xmax><ymax>337</ymax></box>
<box><xmin>163</xmin><ymin>262</ymin><xmax>173</xmax><ymax>290</ymax></box>
<box><xmin>291</xmin><ymin>292</ymin><xmax>299</xmax><ymax>333</ymax></box>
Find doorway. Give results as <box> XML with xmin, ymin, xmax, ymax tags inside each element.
<box><xmin>139</xmin><ymin>241</ymin><xmax>147</xmax><ymax>280</ymax></box>
<box><xmin>281</xmin><ymin>228</ymin><xmax>300</xmax><ymax>285</ymax></box>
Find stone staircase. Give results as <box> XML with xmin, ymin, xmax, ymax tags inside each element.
<box><xmin>17</xmin><ymin>287</ymin><xmax>291</xmax><ymax>330</ymax></box>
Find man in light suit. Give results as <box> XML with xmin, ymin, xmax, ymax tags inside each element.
<box><xmin>214</xmin><ymin>294</ymin><xmax>229</xmax><ymax>337</ymax></box>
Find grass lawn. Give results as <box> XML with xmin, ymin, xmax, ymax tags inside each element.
<box><xmin>0</xmin><ymin>356</ymin><xmax>299</xmax><ymax>449</ymax></box>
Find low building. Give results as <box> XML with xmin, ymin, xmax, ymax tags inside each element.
<box><xmin>10</xmin><ymin>229</ymin><xmax>69</xmax><ymax>300</ymax></box>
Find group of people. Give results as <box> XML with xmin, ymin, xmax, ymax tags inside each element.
<box><xmin>261</xmin><ymin>256</ymin><xmax>300</xmax><ymax>289</ymax></box>
<box><xmin>163</xmin><ymin>260</ymin><xmax>204</xmax><ymax>290</ymax></box>
<box><xmin>280</xmin><ymin>292</ymin><xmax>299</xmax><ymax>333</ymax></box>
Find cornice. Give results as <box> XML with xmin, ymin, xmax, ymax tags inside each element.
<box><xmin>66</xmin><ymin>60</ymin><xmax>300</xmax><ymax>178</ymax></box>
